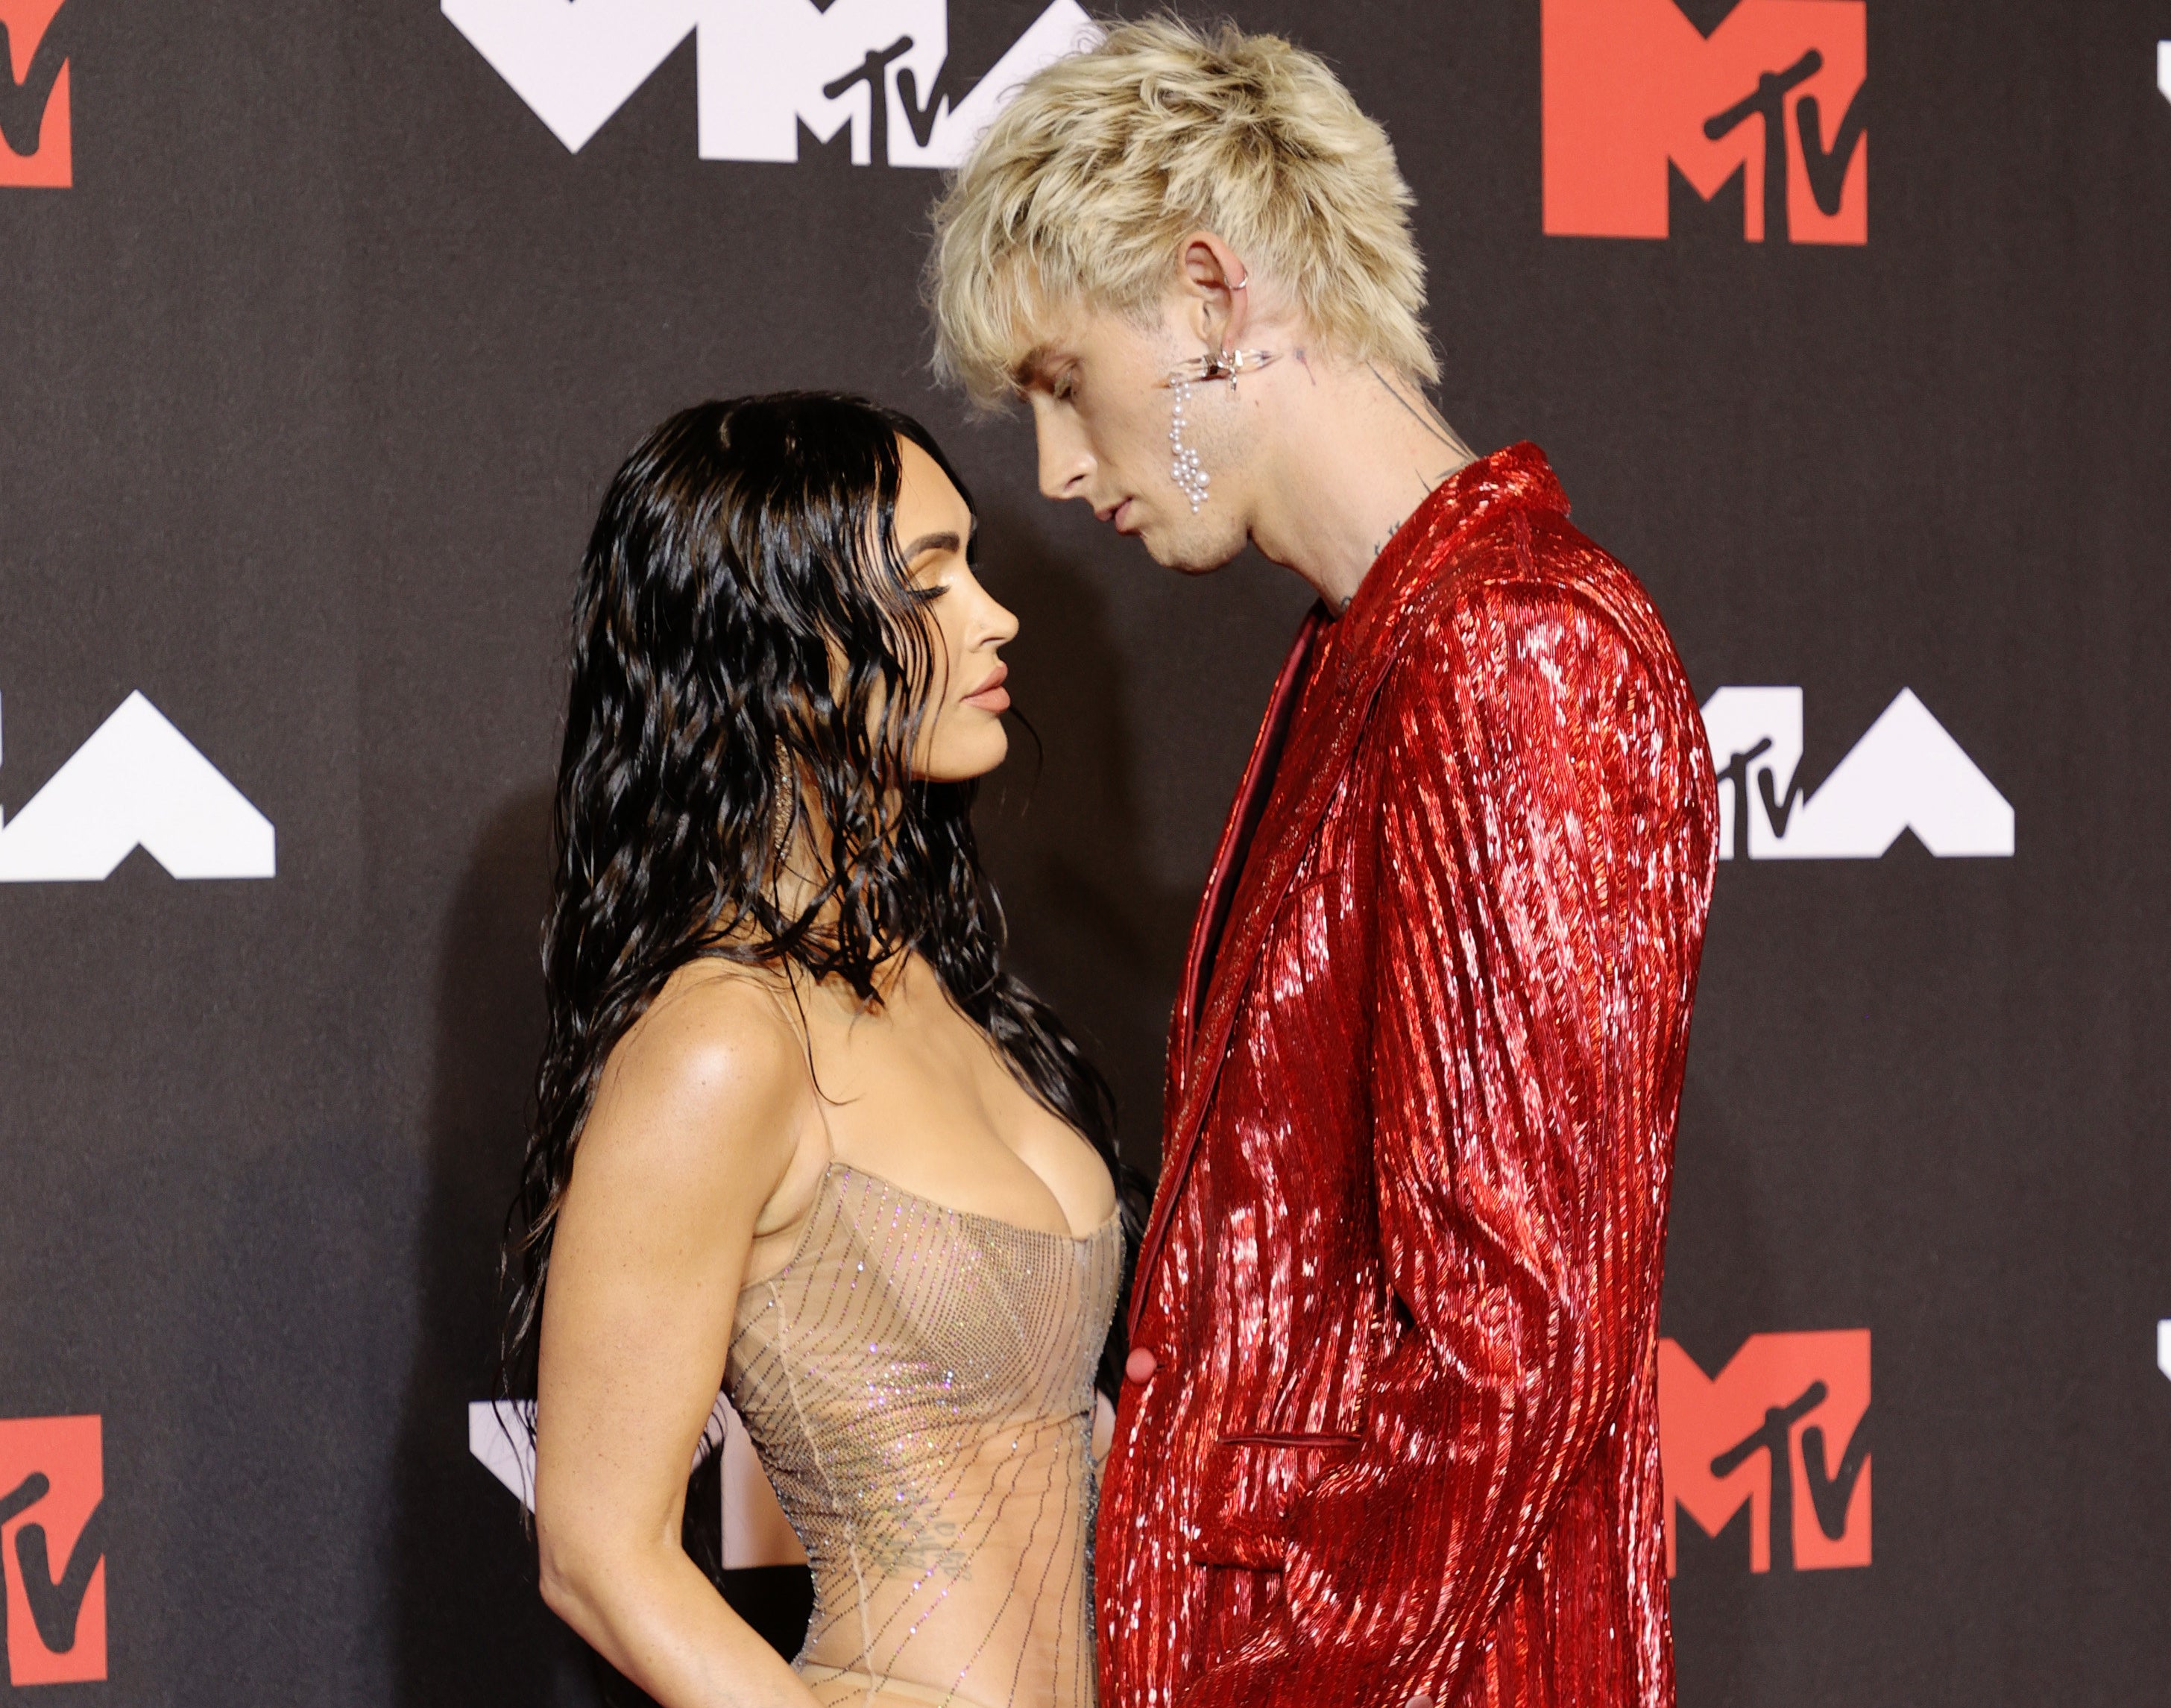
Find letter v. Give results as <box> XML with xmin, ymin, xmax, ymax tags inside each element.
<box><xmin>1796</xmin><ymin>81</ymin><xmax>1867</xmax><ymax>218</ymax></box>
<box><xmin>14</xmin><ymin>1499</ymin><xmax>107</xmax><ymax>1655</ymax></box>
<box><xmin>1800</xmin><ymin>1416</ymin><xmax>1870</xmax><ymax>1540</ymax></box>
<box><xmin>0</xmin><ymin>1</ymin><xmax>72</xmax><ymax>160</ymax></box>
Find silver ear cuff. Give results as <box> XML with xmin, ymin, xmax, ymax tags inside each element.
<box><xmin>1161</xmin><ymin>348</ymin><xmax>1279</xmax><ymax>514</ymax></box>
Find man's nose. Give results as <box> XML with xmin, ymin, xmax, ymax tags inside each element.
<box><xmin>1034</xmin><ymin>411</ymin><xmax>1093</xmax><ymax>503</ymax></box>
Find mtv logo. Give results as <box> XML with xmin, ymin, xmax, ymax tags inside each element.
<box><xmin>0</xmin><ymin>691</ymin><xmax>277</xmax><ymax>882</ymax></box>
<box><xmin>0</xmin><ymin>0</ymin><xmax>72</xmax><ymax>188</ymax></box>
<box><xmin>441</xmin><ymin>0</ymin><xmax>1094</xmax><ymax>167</ymax></box>
<box><xmin>1660</xmin><ymin>1331</ymin><xmax>1869</xmax><ymax>1574</ymax></box>
<box><xmin>0</xmin><ymin>1416</ymin><xmax>106</xmax><ymax>1686</ymax></box>
<box><xmin>1543</xmin><ymin>0</ymin><xmax>1866</xmax><ymax>243</ymax></box>
<box><xmin>1701</xmin><ymin>686</ymin><xmax>2012</xmax><ymax>860</ymax></box>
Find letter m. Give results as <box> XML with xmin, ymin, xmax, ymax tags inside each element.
<box><xmin>1543</xmin><ymin>0</ymin><xmax>1866</xmax><ymax>243</ymax></box>
<box><xmin>439</xmin><ymin>0</ymin><xmax>947</xmax><ymax>162</ymax></box>
<box><xmin>445</xmin><ymin>1</ymin><xmax>1088</xmax><ymax>166</ymax></box>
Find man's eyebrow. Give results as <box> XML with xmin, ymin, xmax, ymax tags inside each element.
<box><xmin>1009</xmin><ymin>344</ymin><xmax>1057</xmax><ymax>388</ymax></box>
<box><xmin>901</xmin><ymin>529</ymin><xmax>964</xmax><ymax>561</ymax></box>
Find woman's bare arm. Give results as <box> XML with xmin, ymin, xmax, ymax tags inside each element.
<box><xmin>535</xmin><ymin>970</ymin><xmax>818</xmax><ymax>1708</ymax></box>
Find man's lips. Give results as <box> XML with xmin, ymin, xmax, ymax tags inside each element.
<box><xmin>962</xmin><ymin>663</ymin><xmax>1010</xmax><ymax>713</ymax></box>
<box><xmin>1097</xmin><ymin>498</ymin><xmax>1138</xmax><ymax>532</ymax></box>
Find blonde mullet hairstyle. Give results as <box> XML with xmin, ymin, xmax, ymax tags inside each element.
<box><xmin>927</xmin><ymin>15</ymin><xmax>1437</xmax><ymax>408</ymax></box>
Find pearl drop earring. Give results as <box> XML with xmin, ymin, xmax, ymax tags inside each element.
<box><xmin>1169</xmin><ymin>374</ymin><xmax>1209</xmax><ymax>511</ymax></box>
<box><xmin>1159</xmin><ymin>348</ymin><xmax>1281</xmax><ymax>515</ymax></box>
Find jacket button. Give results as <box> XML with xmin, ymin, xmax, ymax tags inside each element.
<box><xmin>1124</xmin><ymin>1346</ymin><xmax>1159</xmax><ymax>1383</ymax></box>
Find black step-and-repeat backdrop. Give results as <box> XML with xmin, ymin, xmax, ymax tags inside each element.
<box><xmin>4</xmin><ymin>1</ymin><xmax>2168</xmax><ymax>1703</ymax></box>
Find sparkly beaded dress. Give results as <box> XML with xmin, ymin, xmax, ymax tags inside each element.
<box><xmin>728</xmin><ymin>1163</ymin><xmax>1123</xmax><ymax>1708</ymax></box>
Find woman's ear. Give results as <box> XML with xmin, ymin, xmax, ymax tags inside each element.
<box><xmin>1176</xmin><ymin>231</ymin><xmax>1252</xmax><ymax>353</ymax></box>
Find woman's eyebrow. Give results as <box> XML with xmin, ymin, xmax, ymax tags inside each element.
<box><xmin>902</xmin><ymin>530</ymin><xmax>963</xmax><ymax>561</ymax></box>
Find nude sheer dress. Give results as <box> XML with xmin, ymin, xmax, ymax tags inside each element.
<box><xmin>727</xmin><ymin>1163</ymin><xmax>1121</xmax><ymax>1708</ymax></box>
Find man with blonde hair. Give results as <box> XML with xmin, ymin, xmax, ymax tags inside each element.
<box><xmin>931</xmin><ymin>19</ymin><xmax>1717</xmax><ymax>1708</ymax></box>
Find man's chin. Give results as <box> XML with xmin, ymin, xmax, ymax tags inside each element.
<box><xmin>1138</xmin><ymin>519</ymin><xmax>1245</xmax><ymax>576</ymax></box>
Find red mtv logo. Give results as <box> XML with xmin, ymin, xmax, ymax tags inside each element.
<box><xmin>1659</xmin><ymin>1331</ymin><xmax>1870</xmax><ymax>1572</ymax></box>
<box><xmin>1544</xmin><ymin>0</ymin><xmax>1866</xmax><ymax>243</ymax></box>
<box><xmin>0</xmin><ymin>0</ymin><xmax>72</xmax><ymax>189</ymax></box>
<box><xmin>0</xmin><ymin>1416</ymin><xmax>107</xmax><ymax>1685</ymax></box>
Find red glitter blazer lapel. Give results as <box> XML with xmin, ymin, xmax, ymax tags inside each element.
<box><xmin>1135</xmin><ymin>448</ymin><xmax>1576</xmax><ymax>1340</ymax></box>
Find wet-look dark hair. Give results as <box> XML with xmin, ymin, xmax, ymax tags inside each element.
<box><xmin>500</xmin><ymin>393</ymin><xmax>1134</xmax><ymax>1431</ymax></box>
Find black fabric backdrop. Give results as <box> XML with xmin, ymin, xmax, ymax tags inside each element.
<box><xmin>2</xmin><ymin>1</ymin><xmax>2167</xmax><ymax>1703</ymax></box>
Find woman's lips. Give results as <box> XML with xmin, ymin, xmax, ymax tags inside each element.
<box><xmin>962</xmin><ymin>664</ymin><xmax>1010</xmax><ymax>713</ymax></box>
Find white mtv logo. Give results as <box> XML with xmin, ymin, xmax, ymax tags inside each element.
<box><xmin>442</xmin><ymin>0</ymin><xmax>1094</xmax><ymax>165</ymax></box>
<box><xmin>0</xmin><ymin>692</ymin><xmax>276</xmax><ymax>882</ymax></box>
<box><xmin>1701</xmin><ymin>687</ymin><xmax>2013</xmax><ymax>861</ymax></box>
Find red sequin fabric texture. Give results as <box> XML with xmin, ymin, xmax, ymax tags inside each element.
<box><xmin>1096</xmin><ymin>446</ymin><xmax>1719</xmax><ymax>1708</ymax></box>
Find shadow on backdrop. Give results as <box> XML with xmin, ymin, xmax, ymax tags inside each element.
<box><xmin>1662</xmin><ymin>1063</ymin><xmax>1783</xmax><ymax>1704</ymax></box>
<box><xmin>971</xmin><ymin>502</ymin><xmax>1202</xmax><ymax>1180</ymax></box>
<box><xmin>390</xmin><ymin>787</ymin><xmax>599</xmax><ymax>1707</ymax></box>
<box><xmin>389</xmin><ymin>792</ymin><xmax>823</xmax><ymax>1707</ymax></box>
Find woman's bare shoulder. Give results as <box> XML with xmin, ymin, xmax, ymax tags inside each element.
<box><xmin>580</xmin><ymin>959</ymin><xmax>811</xmax><ymax>1194</ymax></box>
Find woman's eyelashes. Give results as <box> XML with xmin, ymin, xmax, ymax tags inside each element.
<box><xmin>912</xmin><ymin>546</ymin><xmax>975</xmax><ymax>598</ymax></box>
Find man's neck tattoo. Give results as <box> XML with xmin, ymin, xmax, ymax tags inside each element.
<box><xmin>1368</xmin><ymin>464</ymin><xmax>1463</xmax><ymax>561</ymax></box>
<box><xmin>1369</xmin><ymin>364</ymin><xmax>1475</xmax><ymax>464</ymax></box>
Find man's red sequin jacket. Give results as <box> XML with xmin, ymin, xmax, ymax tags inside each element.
<box><xmin>1097</xmin><ymin>446</ymin><xmax>1719</xmax><ymax>1708</ymax></box>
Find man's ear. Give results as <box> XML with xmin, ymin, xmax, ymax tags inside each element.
<box><xmin>1176</xmin><ymin>231</ymin><xmax>1252</xmax><ymax>352</ymax></box>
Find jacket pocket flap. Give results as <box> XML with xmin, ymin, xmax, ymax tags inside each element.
<box><xmin>1194</xmin><ymin>1434</ymin><xmax>1360</xmax><ymax>1568</ymax></box>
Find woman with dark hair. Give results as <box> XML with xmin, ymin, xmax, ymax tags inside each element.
<box><xmin>502</xmin><ymin>394</ymin><xmax>1135</xmax><ymax>1707</ymax></box>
